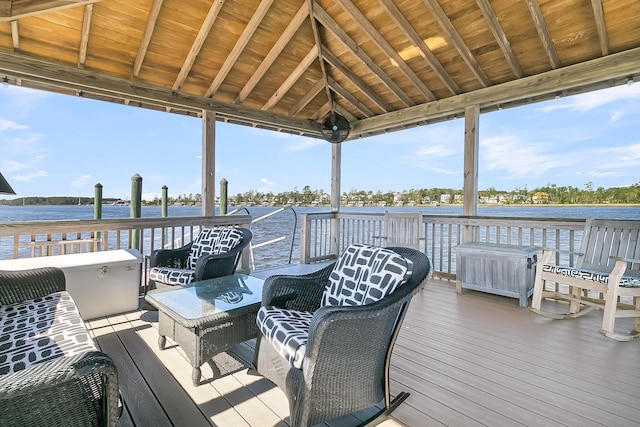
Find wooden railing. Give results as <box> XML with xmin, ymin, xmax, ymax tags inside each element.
<box><xmin>300</xmin><ymin>212</ymin><xmax>587</xmax><ymax>278</ymax></box>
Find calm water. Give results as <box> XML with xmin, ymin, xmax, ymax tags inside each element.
<box><xmin>1</xmin><ymin>204</ymin><xmax>637</xmax><ymax>269</ymax></box>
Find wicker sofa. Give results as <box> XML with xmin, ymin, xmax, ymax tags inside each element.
<box><xmin>0</xmin><ymin>267</ymin><xmax>120</xmax><ymax>427</ymax></box>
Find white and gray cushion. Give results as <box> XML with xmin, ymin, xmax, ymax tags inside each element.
<box><xmin>257</xmin><ymin>306</ymin><xmax>313</xmax><ymax>369</ymax></box>
<box><xmin>542</xmin><ymin>265</ymin><xmax>640</xmax><ymax>288</ymax></box>
<box><xmin>0</xmin><ymin>291</ymin><xmax>97</xmax><ymax>375</ymax></box>
<box><xmin>322</xmin><ymin>244</ymin><xmax>413</xmax><ymax>307</ymax></box>
<box><xmin>149</xmin><ymin>267</ymin><xmax>194</xmax><ymax>286</ymax></box>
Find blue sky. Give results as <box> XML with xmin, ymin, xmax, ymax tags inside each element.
<box><xmin>1</xmin><ymin>83</ymin><xmax>639</xmax><ymax>200</ymax></box>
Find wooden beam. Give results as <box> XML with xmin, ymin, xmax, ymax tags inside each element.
<box><xmin>236</xmin><ymin>2</ymin><xmax>308</xmax><ymax>104</ymax></box>
<box><xmin>0</xmin><ymin>0</ymin><xmax>102</xmax><ymax>21</ymax></box>
<box><xmin>327</xmin><ymin>76</ymin><xmax>374</xmax><ymax>117</ymax></box>
<box><xmin>10</xmin><ymin>19</ymin><xmax>18</xmax><ymax>51</ymax></box>
<box><xmin>205</xmin><ymin>0</ymin><xmax>274</xmax><ymax>97</ymax></box>
<box><xmin>463</xmin><ymin>105</ymin><xmax>479</xmax><ymax>221</ymax></box>
<box><xmin>132</xmin><ymin>0</ymin><xmax>163</xmax><ymax>78</ymax></box>
<box><xmin>172</xmin><ymin>0</ymin><xmax>224</xmax><ymax>91</ymax></box>
<box><xmin>351</xmin><ymin>47</ymin><xmax>640</xmax><ymax>136</ymax></box>
<box><xmin>336</xmin><ymin>0</ymin><xmax>435</xmax><ymax>102</ymax></box>
<box><xmin>525</xmin><ymin>0</ymin><xmax>561</xmax><ymax>69</ymax></box>
<box><xmin>261</xmin><ymin>44</ymin><xmax>318</xmax><ymax>111</ymax></box>
<box><xmin>77</xmin><ymin>3</ymin><xmax>93</xmax><ymax>69</ymax></box>
<box><xmin>590</xmin><ymin>0</ymin><xmax>609</xmax><ymax>56</ymax></box>
<box><xmin>333</xmin><ymin>103</ymin><xmax>356</xmax><ymax>122</ymax></box>
<box><xmin>288</xmin><ymin>78</ymin><xmax>324</xmax><ymax>116</ymax></box>
<box><xmin>422</xmin><ymin>0</ymin><xmax>491</xmax><ymax>87</ymax></box>
<box><xmin>307</xmin><ymin>0</ymin><xmax>333</xmax><ymax>111</ymax></box>
<box><xmin>0</xmin><ymin>50</ymin><xmax>322</xmax><ymax>137</ymax></box>
<box><xmin>377</xmin><ymin>0</ymin><xmax>459</xmax><ymax>95</ymax></box>
<box><xmin>475</xmin><ymin>0</ymin><xmax>523</xmax><ymax>78</ymax></box>
<box><xmin>202</xmin><ymin>110</ymin><xmax>215</xmax><ymax>217</ymax></box>
<box><xmin>313</xmin><ymin>1</ymin><xmax>414</xmax><ymax>107</ymax></box>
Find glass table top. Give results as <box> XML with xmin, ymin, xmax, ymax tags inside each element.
<box><xmin>146</xmin><ymin>274</ymin><xmax>264</xmax><ymax>320</ymax></box>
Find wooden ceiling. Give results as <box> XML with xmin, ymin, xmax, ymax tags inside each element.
<box><xmin>0</xmin><ymin>0</ymin><xmax>639</xmax><ymax>140</ymax></box>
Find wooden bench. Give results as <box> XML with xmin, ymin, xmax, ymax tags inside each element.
<box><xmin>531</xmin><ymin>217</ymin><xmax>640</xmax><ymax>341</ymax></box>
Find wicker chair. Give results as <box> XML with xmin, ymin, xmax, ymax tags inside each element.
<box><xmin>250</xmin><ymin>244</ymin><xmax>431</xmax><ymax>427</ymax></box>
<box><xmin>0</xmin><ymin>267</ymin><xmax>120</xmax><ymax>427</ymax></box>
<box><xmin>147</xmin><ymin>226</ymin><xmax>252</xmax><ymax>291</ymax></box>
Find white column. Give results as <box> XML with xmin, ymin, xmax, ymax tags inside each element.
<box><xmin>463</xmin><ymin>105</ymin><xmax>479</xmax><ymax>242</ymax></box>
<box><xmin>202</xmin><ymin>110</ymin><xmax>216</xmax><ymax>216</ymax></box>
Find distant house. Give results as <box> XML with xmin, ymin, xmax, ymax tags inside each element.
<box><xmin>440</xmin><ymin>194</ymin><xmax>451</xmax><ymax>204</ymax></box>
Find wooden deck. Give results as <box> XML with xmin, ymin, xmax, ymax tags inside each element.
<box><xmin>86</xmin><ymin>264</ymin><xmax>640</xmax><ymax>427</ymax></box>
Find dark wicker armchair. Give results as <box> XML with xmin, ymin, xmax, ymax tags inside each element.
<box><xmin>250</xmin><ymin>245</ymin><xmax>431</xmax><ymax>427</ymax></box>
<box><xmin>148</xmin><ymin>226</ymin><xmax>252</xmax><ymax>291</ymax></box>
<box><xmin>0</xmin><ymin>267</ymin><xmax>120</xmax><ymax>427</ymax></box>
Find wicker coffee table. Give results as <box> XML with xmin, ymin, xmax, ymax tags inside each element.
<box><xmin>145</xmin><ymin>274</ymin><xmax>264</xmax><ymax>386</ymax></box>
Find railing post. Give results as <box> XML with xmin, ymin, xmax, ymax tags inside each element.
<box><xmin>94</xmin><ymin>183</ymin><xmax>102</xmax><ymax>251</ymax></box>
<box><xmin>130</xmin><ymin>174</ymin><xmax>142</xmax><ymax>251</ymax></box>
<box><xmin>300</xmin><ymin>213</ymin><xmax>310</xmax><ymax>264</ymax></box>
<box><xmin>219</xmin><ymin>178</ymin><xmax>228</xmax><ymax>215</ymax></box>
<box><xmin>161</xmin><ymin>185</ymin><xmax>168</xmax><ymax>246</ymax></box>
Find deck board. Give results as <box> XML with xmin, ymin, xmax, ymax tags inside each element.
<box><xmin>84</xmin><ymin>265</ymin><xmax>639</xmax><ymax>427</ymax></box>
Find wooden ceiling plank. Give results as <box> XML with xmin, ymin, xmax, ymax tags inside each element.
<box><xmin>10</xmin><ymin>19</ymin><xmax>18</xmax><ymax>51</ymax></box>
<box><xmin>590</xmin><ymin>0</ymin><xmax>609</xmax><ymax>56</ymax></box>
<box><xmin>132</xmin><ymin>0</ymin><xmax>164</xmax><ymax>78</ymax></box>
<box><xmin>422</xmin><ymin>0</ymin><xmax>491</xmax><ymax>87</ymax></box>
<box><xmin>0</xmin><ymin>0</ymin><xmax>103</xmax><ymax>21</ymax></box>
<box><xmin>205</xmin><ymin>0</ymin><xmax>275</xmax><ymax>97</ymax></box>
<box><xmin>173</xmin><ymin>0</ymin><xmax>225</xmax><ymax>91</ymax></box>
<box><xmin>313</xmin><ymin>1</ymin><xmax>414</xmax><ymax>107</ymax></box>
<box><xmin>377</xmin><ymin>0</ymin><xmax>459</xmax><ymax>95</ymax></box>
<box><xmin>289</xmin><ymin>78</ymin><xmax>324</xmax><ymax>116</ymax></box>
<box><xmin>334</xmin><ymin>102</ymin><xmax>356</xmax><ymax>122</ymax></box>
<box><xmin>262</xmin><ymin>44</ymin><xmax>319</xmax><ymax>111</ymax></box>
<box><xmin>351</xmin><ymin>46</ymin><xmax>640</xmax><ymax>135</ymax></box>
<box><xmin>328</xmin><ymin>76</ymin><xmax>373</xmax><ymax>117</ymax></box>
<box><xmin>524</xmin><ymin>0</ymin><xmax>561</xmax><ymax>69</ymax></box>
<box><xmin>337</xmin><ymin>0</ymin><xmax>435</xmax><ymax>102</ymax></box>
<box><xmin>322</xmin><ymin>48</ymin><xmax>391</xmax><ymax>113</ymax></box>
<box><xmin>0</xmin><ymin>50</ymin><xmax>322</xmax><ymax>137</ymax></box>
<box><xmin>307</xmin><ymin>0</ymin><xmax>333</xmax><ymax>113</ymax></box>
<box><xmin>77</xmin><ymin>3</ymin><xmax>93</xmax><ymax>69</ymax></box>
<box><xmin>236</xmin><ymin>2</ymin><xmax>308</xmax><ymax>104</ymax></box>
<box><xmin>311</xmin><ymin>100</ymin><xmax>331</xmax><ymax>120</ymax></box>
<box><xmin>474</xmin><ymin>0</ymin><xmax>523</xmax><ymax>78</ymax></box>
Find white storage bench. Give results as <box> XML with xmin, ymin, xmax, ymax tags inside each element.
<box><xmin>455</xmin><ymin>243</ymin><xmax>539</xmax><ymax>307</ymax></box>
<box><xmin>0</xmin><ymin>248</ymin><xmax>142</xmax><ymax>320</ymax></box>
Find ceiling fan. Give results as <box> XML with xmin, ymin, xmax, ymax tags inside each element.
<box><xmin>320</xmin><ymin>113</ymin><xmax>350</xmax><ymax>144</ymax></box>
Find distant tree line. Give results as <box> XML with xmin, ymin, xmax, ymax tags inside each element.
<box><xmin>1</xmin><ymin>182</ymin><xmax>638</xmax><ymax>206</ymax></box>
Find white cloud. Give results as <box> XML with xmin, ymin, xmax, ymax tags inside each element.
<box><xmin>11</xmin><ymin>170</ymin><xmax>49</xmax><ymax>181</ymax></box>
<box><xmin>414</xmin><ymin>144</ymin><xmax>458</xmax><ymax>157</ymax></box>
<box><xmin>539</xmin><ymin>83</ymin><xmax>640</xmax><ymax>113</ymax></box>
<box><xmin>1</xmin><ymin>155</ymin><xmax>45</xmax><ymax>173</ymax></box>
<box><xmin>261</xmin><ymin>177</ymin><xmax>275</xmax><ymax>186</ymax></box>
<box><xmin>283</xmin><ymin>137</ymin><xmax>325</xmax><ymax>152</ymax></box>
<box><xmin>71</xmin><ymin>174</ymin><xmax>91</xmax><ymax>188</ymax></box>
<box><xmin>481</xmin><ymin>134</ymin><xmax>564</xmax><ymax>178</ymax></box>
<box><xmin>0</xmin><ymin>119</ymin><xmax>28</xmax><ymax>131</ymax></box>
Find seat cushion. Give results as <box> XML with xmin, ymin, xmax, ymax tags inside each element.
<box><xmin>542</xmin><ymin>265</ymin><xmax>640</xmax><ymax>288</ymax></box>
<box><xmin>188</xmin><ymin>227</ymin><xmax>244</xmax><ymax>269</ymax></box>
<box><xmin>322</xmin><ymin>244</ymin><xmax>414</xmax><ymax>307</ymax></box>
<box><xmin>0</xmin><ymin>291</ymin><xmax>97</xmax><ymax>375</ymax></box>
<box><xmin>149</xmin><ymin>266</ymin><xmax>195</xmax><ymax>286</ymax></box>
<box><xmin>257</xmin><ymin>306</ymin><xmax>314</xmax><ymax>369</ymax></box>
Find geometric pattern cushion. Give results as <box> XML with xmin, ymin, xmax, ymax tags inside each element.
<box><xmin>256</xmin><ymin>306</ymin><xmax>313</xmax><ymax>369</ymax></box>
<box><xmin>322</xmin><ymin>244</ymin><xmax>414</xmax><ymax>307</ymax></box>
<box><xmin>188</xmin><ymin>227</ymin><xmax>244</xmax><ymax>270</ymax></box>
<box><xmin>0</xmin><ymin>291</ymin><xmax>97</xmax><ymax>375</ymax></box>
<box><xmin>542</xmin><ymin>265</ymin><xmax>640</xmax><ymax>288</ymax></box>
<box><xmin>148</xmin><ymin>267</ymin><xmax>195</xmax><ymax>286</ymax></box>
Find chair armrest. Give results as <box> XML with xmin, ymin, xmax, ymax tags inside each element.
<box><xmin>193</xmin><ymin>251</ymin><xmax>241</xmax><ymax>281</ymax></box>
<box><xmin>0</xmin><ymin>267</ymin><xmax>66</xmax><ymax>306</ymax></box>
<box><xmin>149</xmin><ymin>244</ymin><xmax>192</xmax><ymax>268</ymax></box>
<box><xmin>609</xmin><ymin>256</ymin><xmax>640</xmax><ymax>264</ymax></box>
<box><xmin>262</xmin><ymin>263</ymin><xmax>335</xmax><ymax>312</ymax></box>
<box><xmin>0</xmin><ymin>351</ymin><xmax>119</xmax><ymax>426</ymax></box>
<box><xmin>537</xmin><ymin>247</ymin><xmax>584</xmax><ymax>257</ymax></box>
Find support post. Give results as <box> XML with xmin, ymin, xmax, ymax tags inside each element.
<box><xmin>161</xmin><ymin>185</ymin><xmax>168</xmax><ymax>245</ymax></box>
<box><xmin>219</xmin><ymin>178</ymin><xmax>228</xmax><ymax>215</ymax></box>
<box><xmin>202</xmin><ymin>110</ymin><xmax>216</xmax><ymax>216</ymax></box>
<box><xmin>330</xmin><ymin>142</ymin><xmax>341</xmax><ymax>257</ymax></box>
<box><xmin>130</xmin><ymin>174</ymin><xmax>142</xmax><ymax>250</ymax></box>
<box><xmin>463</xmin><ymin>105</ymin><xmax>479</xmax><ymax>243</ymax></box>
<box><xmin>94</xmin><ymin>183</ymin><xmax>102</xmax><ymax>251</ymax></box>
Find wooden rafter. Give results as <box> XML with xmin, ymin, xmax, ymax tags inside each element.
<box><xmin>334</xmin><ymin>103</ymin><xmax>356</xmax><ymax>122</ymax></box>
<box><xmin>288</xmin><ymin>78</ymin><xmax>324</xmax><ymax>116</ymax></box>
<box><xmin>327</xmin><ymin>76</ymin><xmax>374</xmax><ymax>117</ymax></box>
<box><xmin>336</xmin><ymin>0</ymin><xmax>435</xmax><ymax>102</ymax></box>
<box><xmin>311</xmin><ymin>100</ymin><xmax>331</xmax><ymax>120</ymax></box>
<box><xmin>422</xmin><ymin>0</ymin><xmax>491</xmax><ymax>87</ymax></box>
<box><xmin>313</xmin><ymin>2</ymin><xmax>414</xmax><ymax>107</ymax></box>
<box><xmin>307</xmin><ymin>0</ymin><xmax>333</xmax><ymax>114</ymax></box>
<box><xmin>172</xmin><ymin>0</ymin><xmax>225</xmax><ymax>91</ymax></box>
<box><xmin>474</xmin><ymin>0</ymin><xmax>523</xmax><ymax>78</ymax></box>
<box><xmin>377</xmin><ymin>0</ymin><xmax>459</xmax><ymax>95</ymax></box>
<box><xmin>261</xmin><ymin>44</ymin><xmax>319</xmax><ymax>111</ymax></box>
<box><xmin>132</xmin><ymin>0</ymin><xmax>163</xmax><ymax>78</ymax></box>
<box><xmin>0</xmin><ymin>0</ymin><xmax>102</xmax><ymax>21</ymax></box>
<box><xmin>590</xmin><ymin>0</ymin><xmax>609</xmax><ymax>56</ymax></box>
<box><xmin>77</xmin><ymin>3</ymin><xmax>92</xmax><ymax>69</ymax></box>
<box><xmin>322</xmin><ymin>48</ymin><xmax>391</xmax><ymax>113</ymax></box>
<box><xmin>236</xmin><ymin>2</ymin><xmax>308</xmax><ymax>104</ymax></box>
<box><xmin>351</xmin><ymin>46</ymin><xmax>640</xmax><ymax>136</ymax></box>
<box><xmin>205</xmin><ymin>0</ymin><xmax>274</xmax><ymax>98</ymax></box>
<box><xmin>525</xmin><ymin>0</ymin><xmax>560</xmax><ymax>69</ymax></box>
<box><xmin>10</xmin><ymin>19</ymin><xmax>18</xmax><ymax>51</ymax></box>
